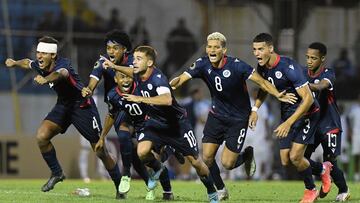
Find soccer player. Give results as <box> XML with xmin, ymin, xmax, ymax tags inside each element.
<box><xmin>81</xmin><ymin>30</ymin><xmax>149</xmax><ymax>195</ymax></box>
<box><xmin>102</xmin><ymin>45</ymin><xmax>220</xmax><ymax>203</ymax></box>
<box><xmin>170</xmin><ymin>32</ymin><xmax>297</xmax><ymax>200</ymax></box>
<box><xmin>95</xmin><ymin>71</ymin><xmax>175</xmax><ymax>200</ymax></box>
<box><xmin>4</xmin><ymin>36</ymin><xmax>122</xmax><ymax>199</ymax></box>
<box><xmin>251</xmin><ymin>33</ymin><xmax>330</xmax><ymax>203</ymax></box>
<box><xmin>304</xmin><ymin>42</ymin><xmax>350</xmax><ymax>201</ymax></box>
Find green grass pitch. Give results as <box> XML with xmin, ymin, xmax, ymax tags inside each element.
<box><xmin>0</xmin><ymin>180</ymin><xmax>358</xmax><ymax>202</ymax></box>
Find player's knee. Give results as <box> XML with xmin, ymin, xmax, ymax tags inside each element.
<box><xmin>289</xmin><ymin>152</ymin><xmax>302</xmax><ymax>165</ymax></box>
<box><xmin>137</xmin><ymin>147</ymin><xmax>151</xmax><ymax>160</ymax></box>
<box><xmin>36</xmin><ymin>130</ymin><xmax>50</xmax><ymax>146</ymax></box>
<box><xmin>202</xmin><ymin>154</ymin><xmax>215</xmax><ymax>166</ymax></box>
<box><xmin>221</xmin><ymin>160</ymin><xmax>234</xmax><ymax>170</ymax></box>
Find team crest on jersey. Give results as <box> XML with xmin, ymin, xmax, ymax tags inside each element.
<box><xmin>314</xmin><ymin>79</ymin><xmax>320</xmax><ymax>84</ymax></box>
<box><xmin>93</xmin><ymin>61</ymin><xmax>100</xmax><ymax>69</ymax></box>
<box><xmin>289</xmin><ymin>65</ymin><xmax>294</xmax><ymax>70</ymax></box>
<box><xmin>138</xmin><ymin>133</ymin><xmax>145</xmax><ymax>140</ymax></box>
<box><xmin>223</xmin><ymin>70</ymin><xmax>231</xmax><ymax>78</ymax></box>
<box><xmin>190</xmin><ymin>62</ymin><xmax>196</xmax><ymax>70</ymax></box>
<box><xmin>147</xmin><ymin>83</ymin><xmax>153</xmax><ymax>90</ymax></box>
<box><xmin>275</xmin><ymin>71</ymin><xmax>282</xmax><ymax>79</ymax></box>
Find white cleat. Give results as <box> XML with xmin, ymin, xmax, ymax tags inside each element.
<box><xmin>335</xmin><ymin>189</ymin><xmax>350</xmax><ymax>202</ymax></box>
<box><xmin>217</xmin><ymin>187</ymin><xmax>229</xmax><ymax>201</ymax></box>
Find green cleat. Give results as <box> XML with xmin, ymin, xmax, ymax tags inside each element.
<box><xmin>119</xmin><ymin>176</ymin><xmax>131</xmax><ymax>194</ymax></box>
<box><xmin>145</xmin><ymin>188</ymin><xmax>156</xmax><ymax>200</ymax></box>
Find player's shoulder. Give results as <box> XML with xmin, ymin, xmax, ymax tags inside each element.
<box><xmin>93</xmin><ymin>56</ymin><xmax>107</xmax><ymax>70</ymax></box>
<box><xmin>189</xmin><ymin>56</ymin><xmax>209</xmax><ymax>70</ymax></box>
<box><xmin>55</xmin><ymin>57</ymin><xmax>71</xmax><ymax>69</ymax></box>
<box><xmin>227</xmin><ymin>56</ymin><xmax>251</xmax><ymax>67</ymax></box>
<box><xmin>279</xmin><ymin>55</ymin><xmax>302</xmax><ymax>71</ymax></box>
<box><xmin>107</xmin><ymin>87</ymin><xmax>118</xmax><ymax>101</ymax></box>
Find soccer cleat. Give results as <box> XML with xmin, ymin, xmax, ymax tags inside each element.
<box><xmin>299</xmin><ymin>189</ymin><xmax>318</xmax><ymax>203</ymax></box>
<box><xmin>145</xmin><ymin>188</ymin><xmax>156</xmax><ymax>200</ymax></box>
<box><xmin>147</xmin><ymin>164</ymin><xmax>165</xmax><ymax>190</ymax></box>
<box><xmin>41</xmin><ymin>173</ymin><xmax>66</xmax><ymax>192</ymax></box>
<box><xmin>162</xmin><ymin>192</ymin><xmax>174</xmax><ymax>200</ymax></box>
<box><xmin>244</xmin><ymin>146</ymin><xmax>256</xmax><ymax>177</ymax></box>
<box><xmin>217</xmin><ymin>187</ymin><xmax>229</xmax><ymax>201</ymax></box>
<box><xmin>319</xmin><ymin>161</ymin><xmax>333</xmax><ymax>198</ymax></box>
<box><xmin>208</xmin><ymin>192</ymin><xmax>219</xmax><ymax>203</ymax></box>
<box><xmin>335</xmin><ymin>189</ymin><xmax>350</xmax><ymax>202</ymax></box>
<box><xmin>119</xmin><ymin>176</ymin><xmax>131</xmax><ymax>194</ymax></box>
<box><xmin>116</xmin><ymin>191</ymin><xmax>126</xmax><ymax>199</ymax></box>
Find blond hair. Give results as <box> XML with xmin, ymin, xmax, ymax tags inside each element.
<box><xmin>207</xmin><ymin>32</ymin><xmax>226</xmax><ymax>47</ymax></box>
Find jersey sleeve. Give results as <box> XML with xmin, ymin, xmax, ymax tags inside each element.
<box><xmin>235</xmin><ymin>59</ymin><xmax>255</xmax><ymax>80</ymax></box>
<box><xmin>53</xmin><ymin>58</ymin><xmax>71</xmax><ymax>72</ymax></box>
<box><xmin>322</xmin><ymin>68</ymin><xmax>335</xmax><ymax>90</ymax></box>
<box><xmin>29</xmin><ymin>60</ymin><xmax>42</xmax><ymax>74</ymax></box>
<box><xmin>153</xmin><ymin>73</ymin><xmax>172</xmax><ymax>95</ymax></box>
<box><xmin>184</xmin><ymin>57</ymin><xmax>205</xmax><ymax>79</ymax></box>
<box><xmin>90</xmin><ymin>59</ymin><xmax>105</xmax><ymax>81</ymax></box>
<box><xmin>284</xmin><ymin>63</ymin><xmax>308</xmax><ymax>89</ymax></box>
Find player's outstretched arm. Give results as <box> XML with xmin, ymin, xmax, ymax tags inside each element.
<box><xmin>309</xmin><ymin>79</ymin><xmax>330</xmax><ymax>91</ymax></box>
<box><xmin>249</xmin><ymin>71</ymin><xmax>297</xmax><ymax>104</ymax></box>
<box><xmin>95</xmin><ymin>114</ymin><xmax>115</xmax><ymax>152</ymax></box>
<box><xmin>274</xmin><ymin>85</ymin><xmax>314</xmax><ymax>138</ymax></box>
<box><xmin>123</xmin><ymin>92</ymin><xmax>172</xmax><ymax>106</ymax></box>
<box><xmin>169</xmin><ymin>73</ymin><xmax>191</xmax><ymax>90</ymax></box>
<box><xmin>100</xmin><ymin>55</ymin><xmax>134</xmax><ymax>78</ymax></box>
<box><xmin>5</xmin><ymin>58</ymin><xmax>31</xmax><ymax>69</ymax></box>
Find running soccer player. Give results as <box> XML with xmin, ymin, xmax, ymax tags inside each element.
<box><xmin>304</xmin><ymin>42</ymin><xmax>350</xmax><ymax>201</ymax></box>
<box><xmin>102</xmin><ymin>45</ymin><xmax>219</xmax><ymax>203</ymax></box>
<box><xmin>4</xmin><ymin>36</ymin><xmax>122</xmax><ymax>199</ymax></box>
<box><xmin>95</xmin><ymin>71</ymin><xmax>175</xmax><ymax>200</ymax></box>
<box><xmin>251</xmin><ymin>33</ymin><xmax>330</xmax><ymax>203</ymax></box>
<box><xmin>170</xmin><ymin>32</ymin><xmax>297</xmax><ymax>200</ymax></box>
<box><xmin>81</xmin><ymin>30</ymin><xmax>149</xmax><ymax>195</ymax></box>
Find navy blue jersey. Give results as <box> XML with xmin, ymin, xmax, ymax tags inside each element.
<box><xmin>257</xmin><ymin>55</ymin><xmax>319</xmax><ymax>120</ymax></box>
<box><xmin>185</xmin><ymin>56</ymin><xmax>254</xmax><ymax>120</ymax></box>
<box><xmin>106</xmin><ymin>83</ymin><xmax>146</xmax><ymax>131</ymax></box>
<box><xmin>134</xmin><ymin>68</ymin><xmax>187</xmax><ymax>125</ymax></box>
<box><xmin>90</xmin><ymin>53</ymin><xmax>133</xmax><ymax>102</ymax></box>
<box><xmin>30</xmin><ymin>57</ymin><xmax>85</xmax><ymax>103</ymax></box>
<box><xmin>304</xmin><ymin>67</ymin><xmax>342</xmax><ymax>133</ymax></box>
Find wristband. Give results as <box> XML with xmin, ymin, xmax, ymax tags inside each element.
<box><xmin>251</xmin><ymin>106</ymin><xmax>258</xmax><ymax>112</ymax></box>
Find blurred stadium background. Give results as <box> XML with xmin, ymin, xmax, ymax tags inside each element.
<box><xmin>0</xmin><ymin>0</ymin><xmax>360</xmax><ymax>184</ymax></box>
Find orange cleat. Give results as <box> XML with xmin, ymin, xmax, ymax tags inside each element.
<box><xmin>319</xmin><ymin>161</ymin><xmax>333</xmax><ymax>198</ymax></box>
<box><xmin>299</xmin><ymin>189</ymin><xmax>318</xmax><ymax>203</ymax></box>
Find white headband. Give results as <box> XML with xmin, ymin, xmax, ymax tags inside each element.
<box><xmin>37</xmin><ymin>42</ymin><xmax>57</xmax><ymax>53</ymax></box>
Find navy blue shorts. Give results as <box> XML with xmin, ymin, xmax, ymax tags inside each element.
<box><xmin>306</xmin><ymin>128</ymin><xmax>342</xmax><ymax>159</ymax></box>
<box><xmin>45</xmin><ymin>97</ymin><xmax>102</xmax><ymax>143</ymax></box>
<box><xmin>138</xmin><ymin>118</ymin><xmax>199</xmax><ymax>157</ymax></box>
<box><xmin>278</xmin><ymin>111</ymin><xmax>320</xmax><ymax>149</ymax></box>
<box><xmin>203</xmin><ymin>113</ymin><xmax>248</xmax><ymax>153</ymax></box>
<box><xmin>113</xmin><ymin>111</ymin><xmax>127</xmax><ymax>133</ymax></box>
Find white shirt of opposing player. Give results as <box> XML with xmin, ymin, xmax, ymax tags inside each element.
<box><xmin>348</xmin><ymin>104</ymin><xmax>360</xmax><ymax>155</ymax></box>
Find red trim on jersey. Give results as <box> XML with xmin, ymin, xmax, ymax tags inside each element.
<box><xmin>80</xmin><ymin>98</ymin><xmax>91</xmax><ymax>108</ymax></box>
<box><xmin>68</xmin><ymin>74</ymin><xmax>77</xmax><ymax>86</ymax></box>
<box><xmin>304</xmin><ymin>106</ymin><xmax>320</xmax><ymax>116</ymax></box>
<box><xmin>218</xmin><ymin>55</ymin><xmax>228</xmax><ymax>69</ymax></box>
<box><xmin>141</xmin><ymin>67</ymin><xmax>154</xmax><ymax>82</ymax></box>
<box><xmin>308</xmin><ymin>66</ymin><xmax>325</xmax><ymax>78</ymax></box>
<box><xmin>327</xmin><ymin>91</ymin><xmax>335</xmax><ymax>104</ymax></box>
<box><xmin>327</xmin><ymin>128</ymin><xmax>340</xmax><ymax>135</ymax></box>
<box><xmin>269</xmin><ymin>54</ymin><xmax>280</xmax><ymax>69</ymax></box>
<box><xmin>121</xmin><ymin>53</ymin><xmax>129</xmax><ymax>65</ymax></box>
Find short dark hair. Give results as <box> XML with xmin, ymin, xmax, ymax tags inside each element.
<box><xmin>308</xmin><ymin>42</ymin><xmax>327</xmax><ymax>56</ymax></box>
<box><xmin>105</xmin><ymin>30</ymin><xmax>132</xmax><ymax>51</ymax></box>
<box><xmin>134</xmin><ymin>46</ymin><xmax>157</xmax><ymax>64</ymax></box>
<box><xmin>253</xmin><ymin>33</ymin><xmax>273</xmax><ymax>46</ymax></box>
<box><xmin>38</xmin><ymin>36</ymin><xmax>58</xmax><ymax>44</ymax></box>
